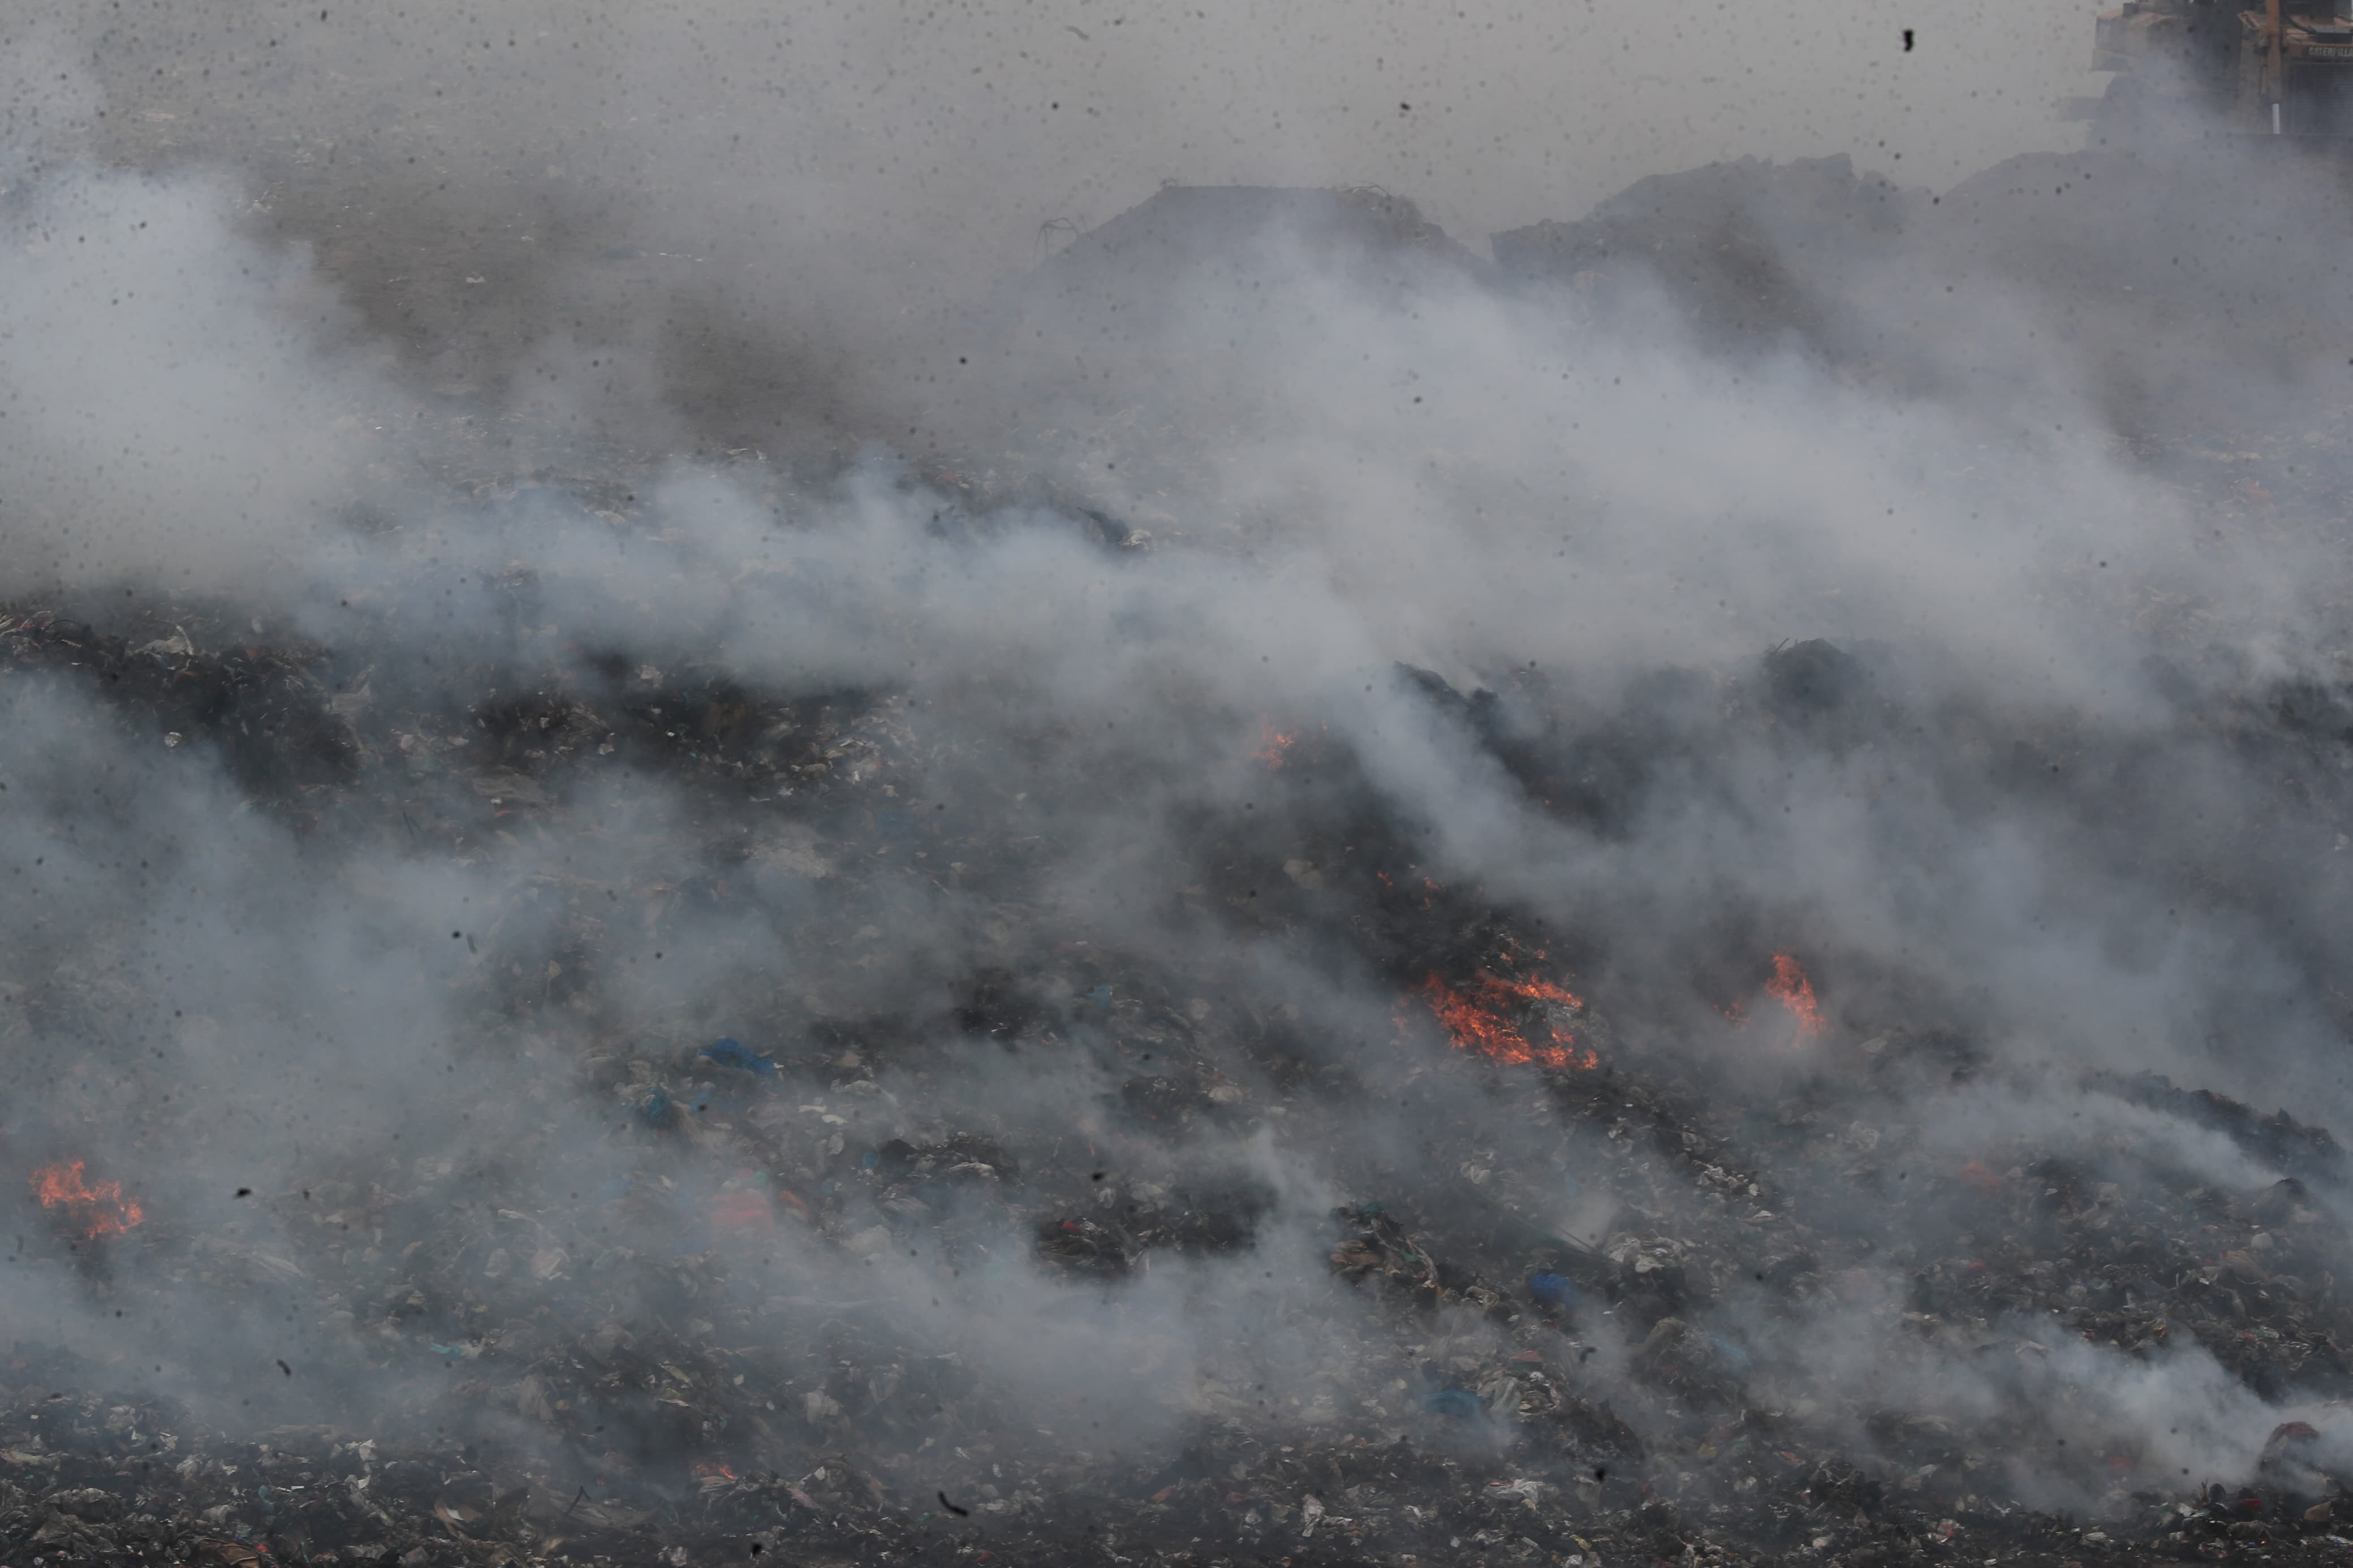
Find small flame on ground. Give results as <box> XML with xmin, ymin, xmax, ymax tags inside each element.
<box><xmin>1765</xmin><ymin>954</ymin><xmax>1825</xmax><ymax>1038</ymax></box>
<box><xmin>1416</xmin><ymin>973</ymin><xmax>1598</xmax><ymax>1070</ymax></box>
<box><xmin>31</xmin><ymin>1160</ymin><xmax>145</xmax><ymax>1238</ymax></box>
<box><xmin>1251</xmin><ymin>719</ymin><xmax>1297</xmax><ymax>770</ymax></box>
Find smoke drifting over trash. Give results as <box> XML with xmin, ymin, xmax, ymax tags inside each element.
<box><xmin>7</xmin><ymin>3</ymin><xmax>2353</xmax><ymax>1565</ymax></box>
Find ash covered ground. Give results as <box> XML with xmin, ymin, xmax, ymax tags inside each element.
<box><xmin>8</xmin><ymin>14</ymin><xmax>2353</xmax><ymax>1568</ymax></box>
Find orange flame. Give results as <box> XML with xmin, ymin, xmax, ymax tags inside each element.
<box><xmin>1764</xmin><ymin>954</ymin><xmax>1824</xmax><ymax>1038</ymax></box>
<box><xmin>31</xmin><ymin>1160</ymin><xmax>145</xmax><ymax>1238</ymax></box>
<box><xmin>1417</xmin><ymin>973</ymin><xmax>1598</xmax><ymax>1070</ymax></box>
<box><xmin>1251</xmin><ymin>719</ymin><xmax>1298</xmax><ymax>770</ymax></box>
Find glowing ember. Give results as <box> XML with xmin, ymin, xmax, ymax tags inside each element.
<box><xmin>1251</xmin><ymin>719</ymin><xmax>1298</xmax><ymax>769</ymax></box>
<box><xmin>31</xmin><ymin>1159</ymin><xmax>145</xmax><ymax>1239</ymax></box>
<box><xmin>1765</xmin><ymin>954</ymin><xmax>1825</xmax><ymax>1038</ymax></box>
<box><xmin>1417</xmin><ymin>972</ymin><xmax>1598</xmax><ymax>1070</ymax></box>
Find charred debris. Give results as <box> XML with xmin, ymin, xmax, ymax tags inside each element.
<box><xmin>13</xmin><ymin>597</ymin><xmax>2353</xmax><ymax>1566</ymax></box>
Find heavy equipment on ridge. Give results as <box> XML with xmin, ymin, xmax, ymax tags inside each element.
<box><xmin>2084</xmin><ymin>0</ymin><xmax>2353</xmax><ymax>134</ymax></box>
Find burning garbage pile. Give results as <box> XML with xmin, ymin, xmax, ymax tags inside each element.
<box><xmin>11</xmin><ymin>590</ymin><xmax>2353</xmax><ymax>1567</ymax></box>
<box><xmin>31</xmin><ymin>1161</ymin><xmax>146</xmax><ymax>1243</ymax></box>
<box><xmin>1414</xmin><ymin>970</ymin><xmax>1598</xmax><ymax>1072</ymax></box>
<box><xmin>10</xmin><ymin>57</ymin><xmax>2353</xmax><ymax>1568</ymax></box>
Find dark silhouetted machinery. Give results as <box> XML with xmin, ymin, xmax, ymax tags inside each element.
<box><xmin>2082</xmin><ymin>0</ymin><xmax>2353</xmax><ymax>135</ymax></box>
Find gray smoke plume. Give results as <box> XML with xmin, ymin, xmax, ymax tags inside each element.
<box><xmin>3</xmin><ymin>4</ymin><xmax>2353</xmax><ymax>1554</ymax></box>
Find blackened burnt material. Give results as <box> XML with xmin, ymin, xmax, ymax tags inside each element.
<box><xmin>2091</xmin><ymin>1070</ymin><xmax>2348</xmax><ymax>1183</ymax></box>
<box><xmin>0</xmin><ymin>610</ymin><xmax>357</xmax><ymax>798</ymax></box>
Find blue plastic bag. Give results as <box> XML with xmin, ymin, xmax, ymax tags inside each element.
<box><xmin>701</xmin><ymin>1037</ymin><xmax>777</xmax><ymax>1075</ymax></box>
<box><xmin>1529</xmin><ymin>1271</ymin><xmax>1587</xmax><ymax>1310</ymax></box>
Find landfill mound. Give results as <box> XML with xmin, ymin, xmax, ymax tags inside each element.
<box><xmin>9</xmin><ymin>129</ymin><xmax>2353</xmax><ymax>1568</ymax></box>
<box><xmin>1492</xmin><ymin>154</ymin><xmax>1921</xmax><ymax>357</ymax></box>
<box><xmin>933</xmin><ymin>183</ymin><xmax>1493</xmax><ymax>498</ymax></box>
<box><xmin>1039</xmin><ymin>184</ymin><xmax>1486</xmax><ymax>297</ymax></box>
<box><xmin>1493</xmin><ymin>145</ymin><xmax>2353</xmax><ymax>443</ymax></box>
<box><xmin>14</xmin><ymin>603</ymin><xmax>2353</xmax><ymax>1566</ymax></box>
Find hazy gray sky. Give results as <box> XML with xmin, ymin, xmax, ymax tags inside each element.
<box><xmin>44</xmin><ymin>0</ymin><xmax>2101</xmax><ymax>262</ymax></box>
